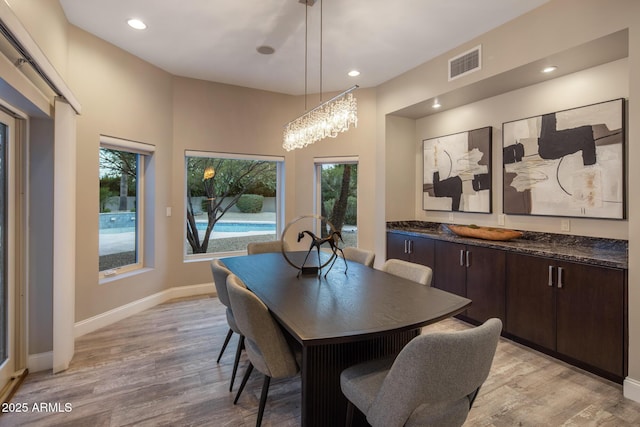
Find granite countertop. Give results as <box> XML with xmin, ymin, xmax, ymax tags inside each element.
<box><xmin>387</xmin><ymin>221</ymin><xmax>628</xmax><ymax>269</ymax></box>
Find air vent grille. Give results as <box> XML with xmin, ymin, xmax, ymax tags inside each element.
<box><xmin>448</xmin><ymin>45</ymin><xmax>481</xmax><ymax>81</ymax></box>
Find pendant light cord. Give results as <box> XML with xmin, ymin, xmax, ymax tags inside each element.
<box><xmin>319</xmin><ymin>0</ymin><xmax>323</xmax><ymax>102</ymax></box>
<box><xmin>304</xmin><ymin>2</ymin><xmax>308</xmax><ymax>110</ymax></box>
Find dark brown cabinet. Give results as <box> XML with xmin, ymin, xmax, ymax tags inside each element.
<box><xmin>434</xmin><ymin>240</ymin><xmax>505</xmax><ymax>324</ymax></box>
<box><xmin>506</xmin><ymin>252</ymin><xmax>625</xmax><ymax>380</ymax></box>
<box><xmin>386</xmin><ymin>232</ymin><xmax>435</xmax><ymax>269</ymax></box>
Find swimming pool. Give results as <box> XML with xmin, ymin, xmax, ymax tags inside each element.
<box><xmin>204</xmin><ymin>221</ymin><xmax>275</xmax><ymax>232</ymax></box>
<box><xmin>99</xmin><ymin>221</ymin><xmax>276</xmax><ymax>234</ymax></box>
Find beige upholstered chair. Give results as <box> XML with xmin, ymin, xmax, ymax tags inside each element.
<box><xmin>381</xmin><ymin>259</ymin><xmax>433</xmax><ymax>286</ymax></box>
<box><xmin>246</xmin><ymin>240</ymin><xmax>288</xmax><ymax>254</ymax></box>
<box><xmin>210</xmin><ymin>259</ymin><xmax>244</xmax><ymax>391</ymax></box>
<box><xmin>226</xmin><ymin>273</ymin><xmax>300</xmax><ymax>427</ymax></box>
<box><xmin>340</xmin><ymin>318</ymin><xmax>502</xmax><ymax>427</ymax></box>
<box><xmin>342</xmin><ymin>247</ymin><xmax>375</xmax><ymax>267</ymax></box>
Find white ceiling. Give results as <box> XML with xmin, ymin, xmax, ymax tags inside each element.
<box><xmin>59</xmin><ymin>0</ymin><xmax>550</xmax><ymax>95</ymax></box>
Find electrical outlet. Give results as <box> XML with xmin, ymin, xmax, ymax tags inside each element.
<box><xmin>498</xmin><ymin>214</ymin><xmax>505</xmax><ymax>226</ymax></box>
<box><xmin>166</xmin><ymin>207</ymin><xmax>172</xmax><ymax>217</ymax></box>
<box><xmin>561</xmin><ymin>219</ymin><xmax>570</xmax><ymax>231</ymax></box>
<box><xmin>448</xmin><ymin>213</ymin><xmax>454</xmax><ymax>222</ymax></box>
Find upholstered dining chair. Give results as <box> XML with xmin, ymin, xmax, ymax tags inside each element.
<box><xmin>226</xmin><ymin>273</ymin><xmax>300</xmax><ymax>427</ymax></box>
<box><xmin>342</xmin><ymin>247</ymin><xmax>375</xmax><ymax>267</ymax></box>
<box><xmin>210</xmin><ymin>259</ymin><xmax>244</xmax><ymax>392</ymax></box>
<box><xmin>381</xmin><ymin>258</ymin><xmax>433</xmax><ymax>286</ymax></box>
<box><xmin>340</xmin><ymin>318</ymin><xmax>502</xmax><ymax>427</ymax></box>
<box><xmin>246</xmin><ymin>239</ymin><xmax>288</xmax><ymax>254</ymax></box>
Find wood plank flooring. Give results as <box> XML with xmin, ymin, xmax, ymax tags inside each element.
<box><xmin>1</xmin><ymin>295</ymin><xmax>639</xmax><ymax>426</ymax></box>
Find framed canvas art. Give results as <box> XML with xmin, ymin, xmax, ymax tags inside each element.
<box><xmin>502</xmin><ymin>98</ymin><xmax>625</xmax><ymax>219</ymax></box>
<box><xmin>423</xmin><ymin>126</ymin><xmax>492</xmax><ymax>213</ymax></box>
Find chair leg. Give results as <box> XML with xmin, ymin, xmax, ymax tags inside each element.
<box><xmin>230</xmin><ymin>335</ymin><xmax>245</xmax><ymax>392</ymax></box>
<box><xmin>217</xmin><ymin>329</ymin><xmax>234</xmax><ymax>363</ymax></box>
<box><xmin>234</xmin><ymin>362</ymin><xmax>253</xmax><ymax>404</ymax></box>
<box><xmin>345</xmin><ymin>400</ymin><xmax>354</xmax><ymax>427</ymax></box>
<box><xmin>256</xmin><ymin>375</ymin><xmax>271</xmax><ymax>427</ymax></box>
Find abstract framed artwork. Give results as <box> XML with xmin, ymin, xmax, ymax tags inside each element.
<box><xmin>423</xmin><ymin>126</ymin><xmax>492</xmax><ymax>213</ymax></box>
<box><xmin>502</xmin><ymin>99</ymin><xmax>625</xmax><ymax>219</ymax></box>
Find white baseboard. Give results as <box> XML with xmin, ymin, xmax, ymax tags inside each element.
<box><xmin>74</xmin><ymin>282</ymin><xmax>215</xmax><ymax>338</ymax></box>
<box><xmin>27</xmin><ymin>351</ymin><xmax>53</xmax><ymax>373</ymax></box>
<box><xmin>28</xmin><ymin>283</ymin><xmax>215</xmax><ymax>373</ymax></box>
<box><xmin>624</xmin><ymin>377</ymin><xmax>640</xmax><ymax>403</ymax></box>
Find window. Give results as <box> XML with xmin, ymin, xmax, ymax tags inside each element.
<box><xmin>185</xmin><ymin>151</ymin><xmax>284</xmax><ymax>257</ymax></box>
<box><xmin>315</xmin><ymin>157</ymin><xmax>358</xmax><ymax>246</ymax></box>
<box><xmin>99</xmin><ymin>136</ymin><xmax>154</xmax><ymax>276</ymax></box>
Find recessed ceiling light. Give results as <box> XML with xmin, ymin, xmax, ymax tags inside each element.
<box><xmin>348</xmin><ymin>70</ymin><xmax>360</xmax><ymax>77</ymax></box>
<box><xmin>127</xmin><ymin>19</ymin><xmax>147</xmax><ymax>30</ymax></box>
<box><xmin>542</xmin><ymin>66</ymin><xmax>558</xmax><ymax>73</ymax></box>
<box><xmin>432</xmin><ymin>100</ymin><xmax>441</xmax><ymax>109</ymax></box>
<box><xmin>257</xmin><ymin>45</ymin><xmax>275</xmax><ymax>55</ymax></box>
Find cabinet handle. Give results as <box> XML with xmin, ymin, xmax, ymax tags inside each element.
<box><xmin>404</xmin><ymin>239</ymin><xmax>408</xmax><ymax>254</ymax></box>
<box><xmin>465</xmin><ymin>250</ymin><xmax>470</xmax><ymax>268</ymax></box>
<box><xmin>408</xmin><ymin>240</ymin><xmax>413</xmax><ymax>254</ymax></box>
<box><xmin>460</xmin><ymin>249</ymin><xmax>464</xmax><ymax>266</ymax></box>
<box><xmin>557</xmin><ymin>267</ymin><xmax>564</xmax><ymax>289</ymax></box>
<box><xmin>548</xmin><ymin>265</ymin><xmax>554</xmax><ymax>287</ymax></box>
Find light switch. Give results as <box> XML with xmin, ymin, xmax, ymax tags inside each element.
<box><xmin>166</xmin><ymin>207</ymin><xmax>172</xmax><ymax>217</ymax></box>
<box><xmin>498</xmin><ymin>214</ymin><xmax>505</xmax><ymax>226</ymax></box>
<box><xmin>561</xmin><ymin>219</ymin><xmax>570</xmax><ymax>231</ymax></box>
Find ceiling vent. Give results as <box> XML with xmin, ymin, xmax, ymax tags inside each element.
<box><xmin>448</xmin><ymin>45</ymin><xmax>481</xmax><ymax>81</ymax></box>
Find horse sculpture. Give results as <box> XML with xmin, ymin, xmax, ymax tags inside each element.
<box><xmin>297</xmin><ymin>230</ymin><xmax>348</xmax><ymax>277</ymax></box>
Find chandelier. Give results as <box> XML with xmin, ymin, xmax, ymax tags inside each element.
<box><xmin>283</xmin><ymin>0</ymin><xmax>358</xmax><ymax>151</ymax></box>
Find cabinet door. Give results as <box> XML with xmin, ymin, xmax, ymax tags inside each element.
<box><xmin>556</xmin><ymin>261</ymin><xmax>625</xmax><ymax>377</ymax></box>
<box><xmin>466</xmin><ymin>246</ymin><xmax>505</xmax><ymax>324</ymax></box>
<box><xmin>434</xmin><ymin>240</ymin><xmax>466</xmax><ymax>297</ymax></box>
<box><xmin>505</xmin><ymin>252</ymin><xmax>555</xmax><ymax>349</ymax></box>
<box><xmin>386</xmin><ymin>232</ymin><xmax>410</xmax><ymax>261</ymax></box>
<box><xmin>409</xmin><ymin>235</ymin><xmax>435</xmax><ymax>269</ymax></box>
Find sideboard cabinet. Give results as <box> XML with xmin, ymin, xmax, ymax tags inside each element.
<box><xmin>386</xmin><ymin>230</ymin><xmax>627</xmax><ymax>383</ymax></box>
<box><xmin>505</xmin><ymin>252</ymin><xmax>625</xmax><ymax>380</ymax></box>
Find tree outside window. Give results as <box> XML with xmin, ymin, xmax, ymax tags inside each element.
<box><xmin>185</xmin><ymin>154</ymin><xmax>281</xmax><ymax>256</ymax></box>
<box><xmin>318</xmin><ymin>162</ymin><xmax>358</xmax><ymax>247</ymax></box>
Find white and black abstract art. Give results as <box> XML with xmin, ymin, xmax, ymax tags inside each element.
<box><xmin>503</xmin><ymin>98</ymin><xmax>624</xmax><ymax>219</ymax></box>
<box><xmin>423</xmin><ymin>127</ymin><xmax>492</xmax><ymax>213</ymax></box>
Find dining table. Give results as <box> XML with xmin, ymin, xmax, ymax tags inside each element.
<box><xmin>221</xmin><ymin>251</ymin><xmax>471</xmax><ymax>427</ymax></box>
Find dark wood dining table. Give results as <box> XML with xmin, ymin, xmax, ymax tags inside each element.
<box><xmin>222</xmin><ymin>251</ymin><xmax>471</xmax><ymax>427</ymax></box>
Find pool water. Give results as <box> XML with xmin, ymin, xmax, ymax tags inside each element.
<box><xmin>99</xmin><ymin>221</ymin><xmax>275</xmax><ymax>234</ymax></box>
<box><xmin>209</xmin><ymin>222</ymin><xmax>275</xmax><ymax>232</ymax></box>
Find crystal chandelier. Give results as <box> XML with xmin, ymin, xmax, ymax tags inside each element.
<box><xmin>283</xmin><ymin>0</ymin><xmax>358</xmax><ymax>151</ymax></box>
<box><xmin>283</xmin><ymin>85</ymin><xmax>358</xmax><ymax>151</ymax></box>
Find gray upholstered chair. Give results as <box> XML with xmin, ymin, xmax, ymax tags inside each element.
<box><xmin>210</xmin><ymin>259</ymin><xmax>245</xmax><ymax>392</ymax></box>
<box><xmin>342</xmin><ymin>247</ymin><xmax>375</xmax><ymax>267</ymax></box>
<box><xmin>226</xmin><ymin>273</ymin><xmax>300</xmax><ymax>427</ymax></box>
<box><xmin>381</xmin><ymin>258</ymin><xmax>433</xmax><ymax>286</ymax></box>
<box><xmin>246</xmin><ymin>239</ymin><xmax>288</xmax><ymax>254</ymax></box>
<box><xmin>340</xmin><ymin>318</ymin><xmax>502</xmax><ymax>427</ymax></box>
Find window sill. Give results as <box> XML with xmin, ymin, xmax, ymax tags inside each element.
<box><xmin>99</xmin><ymin>267</ymin><xmax>154</xmax><ymax>285</ymax></box>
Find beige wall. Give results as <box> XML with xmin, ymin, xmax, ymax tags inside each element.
<box><xmin>5</xmin><ymin>0</ymin><xmax>68</xmax><ymax>78</ymax></box>
<box><xmin>4</xmin><ymin>0</ymin><xmax>640</xmax><ymax>398</ymax></box>
<box><xmin>170</xmin><ymin>77</ymin><xmax>297</xmax><ymax>286</ymax></box>
<box><xmin>414</xmin><ymin>59</ymin><xmax>628</xmax><ymax>239</ymax></box>
<box><xmin>67</xmin><ymin>26</ymin><xmax>174</xmax><ymax>321</ymax></box>
<box><xmin>378</xmin><ymin>0</ymin><xmax>639</xmax><ymax>397</ymax></box>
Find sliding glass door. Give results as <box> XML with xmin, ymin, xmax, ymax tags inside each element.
<box><xmin>0</xmin><ymin>111</ymin><xmax>15</xmax><ymax>391</ymax></box>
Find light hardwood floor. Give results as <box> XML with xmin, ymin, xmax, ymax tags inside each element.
<box><xmin>1</xmin><ymin>295</ymin><xmax>639</xmax><ymax>426</ymax></box>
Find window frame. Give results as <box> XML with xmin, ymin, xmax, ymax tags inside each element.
<box><xmin>184</xmin><ymin>150</ymin><xmax>285</xmax><ymax>260</ymax></box>
<box><xmin>314</xmin><ymin>156</ymin><xmax>359</xmax><ymax>243</ymax></box>
<box><xmin>99</xmin><ymin>136</ymin><xmax>155</xmax><ymax>280</ymax></box>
